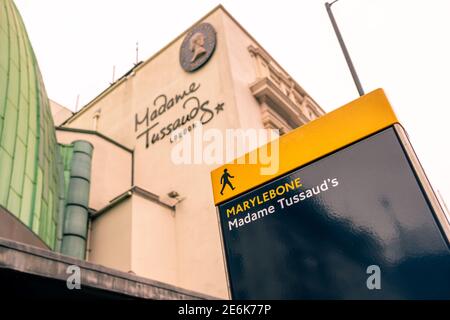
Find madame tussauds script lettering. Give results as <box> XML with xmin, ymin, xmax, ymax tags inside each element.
<box><xmin>135</xmin><ymin>82</ymin><xmax>225</xmax><ymax>148</ymax></box>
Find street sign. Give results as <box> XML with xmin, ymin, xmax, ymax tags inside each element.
<box><xmin>211</xmin><ymin>89</ymin><xmax>450</xmax><ymax>299</ymax></box>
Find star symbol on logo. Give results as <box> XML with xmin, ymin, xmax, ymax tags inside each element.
<box><xmin>215</xmin><ymin>102</ymin><xmax>224</xmax><ymax>114</ymax></box>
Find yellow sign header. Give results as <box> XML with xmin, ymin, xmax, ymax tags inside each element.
<box><xmin>210</xmin><ymin>88</ymin><xmax>399</xmax><ymax>205</ymax></box>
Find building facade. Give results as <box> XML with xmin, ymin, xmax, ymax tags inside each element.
<box><xmin>0</xmin><ymin>1</ymin><xmax>324</xmax><ymax>299</ymax></box>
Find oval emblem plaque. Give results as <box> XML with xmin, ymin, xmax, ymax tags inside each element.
<box><xmin>179</xmin><ymin>23</ymin><xmax>216</xmax><ymax>72</ymax></box>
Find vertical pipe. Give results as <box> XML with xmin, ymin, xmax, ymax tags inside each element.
<box><xmin>61</xmin><ymin>140</ymin><xmax>93</xmax><ymax>259</ymax></box>
<box><xmin>325</xmin><ymin>2</ymin><xmax>365</xmax><ymax>96</ymax></box>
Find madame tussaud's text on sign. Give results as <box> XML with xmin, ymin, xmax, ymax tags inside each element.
<box><xmin>223</xmin><ymin>177</ymin><xmax>340</xmax><ymax>231</ymax></box>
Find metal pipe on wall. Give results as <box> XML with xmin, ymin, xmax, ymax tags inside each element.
<box><xmin>61</xmin><ymin>140</ymin><xmax>93</xmax><ymax>260</ymax></box>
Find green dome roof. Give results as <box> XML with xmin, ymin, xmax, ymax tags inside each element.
<box><xmin>0</xmin><ymin>0</ymin><xmax>62</xmax><ymax>249</ymax></box>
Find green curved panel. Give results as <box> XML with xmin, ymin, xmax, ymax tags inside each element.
<box><xmin>0</xmin><ymin>0</ymin><xmax>61</xmax><ymax>249</ymax></box>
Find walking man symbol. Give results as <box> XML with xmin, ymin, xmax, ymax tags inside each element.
<box><xmin>220</xmin><ymin>169</ymin><xmax>235</xmax><ymax>195</ymax></box>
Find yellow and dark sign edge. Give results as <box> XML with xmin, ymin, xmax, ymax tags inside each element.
<box><xmin>211</xmin><ymin>88</ymin><xmax>399</xmax><ymax>206</ymax></box>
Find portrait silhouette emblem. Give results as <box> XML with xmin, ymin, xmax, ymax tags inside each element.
<box><xmin>180</xmin><ymin>23</ymin><xmax>216</xmax><ymax>72</ymax></box>
<box><xmin>190</xmin><ymin>32</ymin><xmax>207</xmax><ymax>62</ymax></box>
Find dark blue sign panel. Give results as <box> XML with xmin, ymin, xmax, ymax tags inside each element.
<box><xmin>218</xmin><ymin>127</ymin><xmax>450</xmax><ymax>299</ymax></box>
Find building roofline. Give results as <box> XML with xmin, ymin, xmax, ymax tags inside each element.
<box><xmin>0</xmin><ymin>204</ymin><xmax>51</xmax><ymax>251</ymax></box>
<box><xmin>64</xmin><ymin>4</ymin><xmax>322</xmax><ymax>124</ymax></box>
<box><xmin>91</xmin><ymin>185</ymin><xmax>175</xmax><ymax>220</ymax></box>
<box><xmin>50</xmin><ymin>99</ymin><xmax>74</xmax><ymax>114</ymax></box>
<box><xmin>0</xmin><ymin>237</ymin><xmax>218</xmax><ymax>300</ymax></box>
<box><xmin>63</xmin><ymin>4</ymin><xmax>227</xmax><ymax>124</ymax></box>
<box><xmin>55</xmin><ymin>126</ymin><xmax>133</xmax><ymax>153</ymax></box>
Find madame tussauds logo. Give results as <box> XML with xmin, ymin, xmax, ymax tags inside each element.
<box><xmin>135</xmin><ymin>82</ymin><xmax>225</xmax><ymax>148</ymax></box>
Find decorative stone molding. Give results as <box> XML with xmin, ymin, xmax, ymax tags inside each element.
<box><xmin>260</xmin><ymin>103</ymin><xmax>292</xmax><ymax>135</ymax></box>
<box><xmin>248</xmin><ymin>45</ymin><xmax>325</xmax><ymax>131</ymax></box>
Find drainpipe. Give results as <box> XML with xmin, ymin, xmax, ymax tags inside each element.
<box><xmin>61</xmin><ymin>140</ymin><xmax>93</xmax><ymax>259</ymax></box>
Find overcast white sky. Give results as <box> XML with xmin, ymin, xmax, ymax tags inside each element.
<box><xmin>14</xmin><ymin>0</ymin><xmax>450</xmax><ymax>206</ymax></box>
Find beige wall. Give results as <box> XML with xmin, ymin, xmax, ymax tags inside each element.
<box><xmin>89</xmin><ymin>197</ymin><xmax>132</xmax><ymax>272</ymax></box>
<box><xmin>89</xmin><ymin>193</ymin><xmax>178</xmax><ymax>285</ymax></box>
<box><xmin>56</xmin><ymin>130</ymin><xmax>132</xmax><ymax>211</ymax></box>
<box><xmin>131</xmin><ymin>195</ymin><xmax>177</xmax><ymax>286</ymax></box>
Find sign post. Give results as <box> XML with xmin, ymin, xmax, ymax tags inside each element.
<box><xmin>211</xmin><ymin>89</ymin><xmax>450</xmax><ymax>299</ymax></box>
